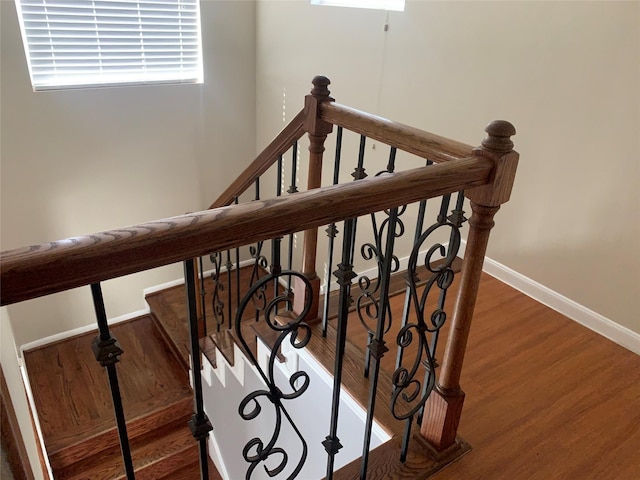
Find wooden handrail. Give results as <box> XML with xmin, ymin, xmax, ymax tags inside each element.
<box><xmin>320</xmin><ymin>102</ymin><xmax>474</xmax><ymax>163</ymax></box>
<box><xmin>1</xmin><ymin>157</ymin><xmax>493</xmax><ymax>306</ymax></box>
<box><xmin>209</xmin><ymin>108</ymin><xmax>306</xmax><ymax>209</ymax></box>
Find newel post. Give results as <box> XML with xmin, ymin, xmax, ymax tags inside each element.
<box><xmin>293</xmin><ymin>76</ymin><xmax>335</xmax><ymax>320</ymax></box>
<box><xmin>420</xmin><ymin>121</ymin><xmax>519</xmax><ymax>453</ymax></box>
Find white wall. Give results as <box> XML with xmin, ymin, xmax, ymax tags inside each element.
<box><xmin>255</xmin><ymin>0</ymin><xmax>640</xmax><ymax>335</ymax></box>
<box><xmin>1</xmin><ymin>308</ymin><xmax>44</xmax><ymax>479</ymax></box>
<box><xmin>1</xmin><ymin>0</ymin><xmax>257</xmax><ymax>346</ymax></box>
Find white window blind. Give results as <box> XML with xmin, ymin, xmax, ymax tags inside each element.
<box><xmin>15</xmin><ymin>0</ymin><xmax>204</xmax><ymax>91</ymax></box>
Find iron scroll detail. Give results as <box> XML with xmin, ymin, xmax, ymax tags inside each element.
<box><xmin>391</xmin><ymin>221</ymin><xmax>461</xmax><ymax>421</ymax></box>
<box><xmin>235</xmin><ymin>270</ymin><xmax>313</xmax><ymax>480</ymax></box>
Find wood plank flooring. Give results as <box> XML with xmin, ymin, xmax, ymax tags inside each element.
<box><xmin>429</xmin><ymin>273</ymin><xmax>640</xmax><ymax>480</ymax></box>
<box><xmin>331</xmin><ymin>272</ymin><xmax>640</xmax><ymax>480</ymax></box>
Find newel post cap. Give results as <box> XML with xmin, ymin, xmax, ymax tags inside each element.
<box><xmin>482</xmin><ymin>120</ymin><xmax>516</xmax><ymax>153</ymax></box>
<box><xmin>311</xmin><ymin>75</ymin><xmax>331</xmax><ymax>98</ymax></box>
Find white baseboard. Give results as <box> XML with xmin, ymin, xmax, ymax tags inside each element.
<box><xmin>20</xmin><ymin>308</ymin><xmax>149</xmax><ymax>353</ymax></box>
<box><xmin>458</xmin><ymin>240</ymin><xmax>640</xmax><ymax>355</ymax></box>
<box><xmin>22</xmin><ymin>259</ymin><xmax>257</xmax><ymax>352</ymax></box>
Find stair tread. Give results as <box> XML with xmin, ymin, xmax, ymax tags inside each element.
<box><xmin>208</xmin><ymin>329</ymin><xmax>237</xmax><ymax>367</ymax></box>
<box><xmin>58</xmin><ymin>418</ymin><xmax>199</xmax><ymax>480</ymax></box>
<box><xmin>49</xmin><ymin>395</ymin><xmax>193</xmax><ymax>471</ymax></box>
<box><xmin>199</xmin><ymin>336</ymin><xmax>217</xmax><ymax>369</ymax></box>
<box><xmin>23</xmin><ymin>315</ymin><xmax>193</xmax><ymax>472</ymax></box>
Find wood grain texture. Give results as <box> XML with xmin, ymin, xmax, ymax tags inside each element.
<box><xmin>22</xmin><ymin>316</ymin><xmax>193</xmax><ymax>473</ymax></box>
<box><xmin>209</xmin><ymin>108</ymin><xmax>306</xmax><ymax>209</ymax></box>
<box><xmin>331</xmin><ymin>436</ymin><xmax>470</xmax><ymax>480</ymax></box>
<box><xmin>169</xmin><ymin>458</ymin><xmax>222</xmax><ymax>480</ymax></box>
<box><xmin>1</xmin><ymin>157</ymin><xmax>493</xmax><ymax>306</ymax></box>
<box><xmin>148</xmin><ymin>265</ymin><xmax>269</xmax><ymax>368</ymax></box>
<box><xmin>320</xmin><ymin>102</ymin><xmax>474</xmax><ymax>163</ymax></box>
<box><xmin>56</xmin><ymin>418</ymin><xmax>198</xmax><ymax>480</ymax></box>
<box><xmin>429</xmin><ymin>274</ymin><xmax>640</xmax><ymax>480</ymax></box>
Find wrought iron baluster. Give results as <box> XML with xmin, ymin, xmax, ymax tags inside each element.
<box><xmin>323</xmin><ymin>216</ymin><xmax>357</xmax><ymax>479</ymax></box>
<box><xmin>322</xmin><ymin>126</ymin><xmax>343</xmax><ymax>337</ymax></box>
<box><xmin>416</xmin><ymin>189</ymin><xmax>467</xmax><ymax>425</ymax></box>
<box><xmin>198</xmin><ymin>256</ymin><xmax>207</xmax><ymax>337</ymax></box>
<box><xmin>235</xmin><ymin>270</ymin><xmax>313</xmax><ymax>479</ymax></box>
<box><xmin>90</xmin><ymin>283</ymin><xmax>135</xmax><ymax>480</ymax></box>
<box><xmin>286</xmin><ymin>142</ymin><xmax>298</xmax><ymax>297</ymax></box>
<box><xmin>395</xmin><ymin>160</ymin><xmax>433</xmax><ymax>377</ymax></box>
<box><xmin>249</xmin><ymin>177</ymin><xmax>269</xmax><ymax>322</ymax></box>
<box><xmin>184</xmin><ymin>259</ymin><xmax>213</xmax><ymax>480</ymax></box>
<box><xmin>209</xmin><ymin>251</ymin><xmax>225</xmax><ymax>332</ymax></box>
<box><xmin>287</xmin><ymin>141</ymin><xmax>299</xmax><ymax>195</ymax></box>
<box><xmin>359</xmin><ymin>207</ymin><xmax>399</xmax><ymax>480</ymax></box>
<box><xmin>359</xmin><ymin>147</ymin><xmax>403</xmax><ymax>378</ymax></box>
<box><xmin>390</xmin><ymin>193</ymin><xmax>464</xmax><ymax>462</ymax></box>
<box><xmin>273</xmin><ymin>155</ymin><xmax>284</xmax><ymax>312</ymax></box>
<box><xmin>225</xmin><ymin>249</ymin><xmax>233</xmax><ymax>330</ymax></box>
<box><xmin>235</xmin><ymin>196</ymin><xmax>241</xmax><ymax>314</ymax></box>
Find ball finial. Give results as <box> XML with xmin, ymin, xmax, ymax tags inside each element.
<box><xmin>311</xmin><ymin>75</ymin><xmax>331</xmax><ymax>98</ymax></box>
<box><xmin>482</xmin><ymin>120</ymin><xmax>516</xmax><ymax>153</ymax></box>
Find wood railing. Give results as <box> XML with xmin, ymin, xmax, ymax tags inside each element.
<box><xmin>0</xmin><ymin>158</ymin><xmax>493</xmax><ymax>306</ymax></box>
<box><xmin>0</xmin><ymin>76</ymin><xmax>519</xmax><ymax>479</ymax></box>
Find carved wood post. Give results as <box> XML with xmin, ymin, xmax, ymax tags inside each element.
<box><xmin>293</xmin><ymin>76</ymin><xmax>334</xmax><ymax>320</ymax></box>
<box><xmin>420</xmin><ymin>120</ymin><xmax>518</xmax><ymax>453</ymax></box>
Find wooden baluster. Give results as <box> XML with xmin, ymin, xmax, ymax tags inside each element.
<box><xmin>293</xmin><ymin>76</ymin><xmax>335</xmax><ymax>320</ymax></box>
<box><xmin>420</xmin><ymin>120</ymin><xmax>519</xmax><ymax>453</ymax></box>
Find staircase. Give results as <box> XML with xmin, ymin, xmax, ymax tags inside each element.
<box><xmin>23</xmin><ymin>312</ymin><xmax>223</xmax><ymax>480</ymax></box>
<box><xmin>4</xmin><ymin>76</ymin><xmax>520</xmax><ymax>479</ymax></box>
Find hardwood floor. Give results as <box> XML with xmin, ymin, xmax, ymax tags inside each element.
<box><xmin>330</xmin><ymin>273</ymin><xmax>640</xmax><ymax>480</ymax></box>
<box><xmin>429</xmin><ymin>273</ymin><xmax>640</xmax><ymax>480</ymax></box>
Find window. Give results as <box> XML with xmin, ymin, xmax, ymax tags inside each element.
<box><xmin>15</xmin><ymin>0</ymin><xmax>204</xmax><ymax>91</ymax></box>
<box><xmin>311</xmin><ymin>0</ymin><xmax>405</xmax><ymax>12</ymax></box>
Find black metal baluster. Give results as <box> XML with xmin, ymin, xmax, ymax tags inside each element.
<box><xmin>323</xmin><ymin>217</ymin><xmax>357</xmax><ymax>479</ymax></box>
<box><xmin>363</xmin><ymin>146</ymin><xmax>399</xmax><ymax>378</ymax></box>
<box><xmin>90</xmin><ymin>283</ymin><xmax>135</xmax><ymax>480</ymax></box>
<box><xmin>226</xmin><ymin>249</ymin><xmax>233</xmax><ymax>330</ymax></box>
<box><xmin>198</xmin><ymin>256</ymin><xmax>207</xmax><ymax>337</ymax></box>
<box><xmin>234</xmin><ymin>267</ymin><xmax>312</xmax><ymax>479</ymax></box>
<box><xmin>210</xmin><ymin>251</ymin><xmax>224</xmax><ymax>332</ymax></box>
<box><xmin>391</xmin><ymin>188</ymin><xmax>464</xmax><ymax>463</ymax></box>
<box><xmin>416</xmin><ymin>189</ymin><xmax>467</xmax><ymax>425</ymax></box>
<box><xmin>395</xmin><ymin>161</ymin><xmax>431</xmax><ymax>374</ymax></box>
<box><xmin>235</xmin><ymin>196</ymin><xmax>241</xmax><ymax>314</ymax></box>
<box><xmin>288</xmin><ymin>141</ymin><xmax>299</xmax><ymax>195</ymax></box>
<box><xmin>322</xmin><ymin>127</ymin><xmax>343</xmax><ymax>337</ymax></box>
<box><xmin>286</xmin><ymin>142</ymin><xmax>298</xmax><ymax>297</ymax></box>
<box><xmin>360</xmin><ymin>207</ymin><xmax>399</xmax><ymax>480</ymax></box>
<box><xmin>271</xmin><ymin>155</ymin><xmax>285</xmax><ymax>313</ymax></box>
<box><xmin>386</xmin><ymin>146</ymin><xmax>397</xmax><ymax>173</ymax></box>
<box><xmin>184</xmin><ymin>259</ymin><xmax>213</xmax><ymax>480</ymax></box>
<box><xmin>348</xmin><ymin>135</ymin><xmax>367</xmax><ymax>263</ymax></box>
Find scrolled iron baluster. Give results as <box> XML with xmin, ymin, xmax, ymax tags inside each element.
<box><xmin>235</xmin><ymin>271</ymin><xmax>313</xmax><ymax>480</ymax></box>
<box><xmin>249</xmin><ymin>241</ymin><xmax>269</xmax><ymax>322</ymax></box>
<box><xmin>358</xmin><ymin>148</ymin><xmax>405</xmax><ymax>377</ymax></box>
<box><xmin>209</xmin><ymin>251</ymin><xmax>226</xmax><ymax>332</ymax></box>
<box><xmin>390</xmin><ymin>210</ymin><xmax>463</xmax><ymax>462</ymax></box>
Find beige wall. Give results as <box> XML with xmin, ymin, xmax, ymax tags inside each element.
<box><xmin>256</xmin><ymin>0</ymin><xmax>640</xmax><ymax>334</ymax></box>
<box><xmin>1</xmin><ymin>0</ymin><xmax>257</xmax><ymax>346</ymax></box>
